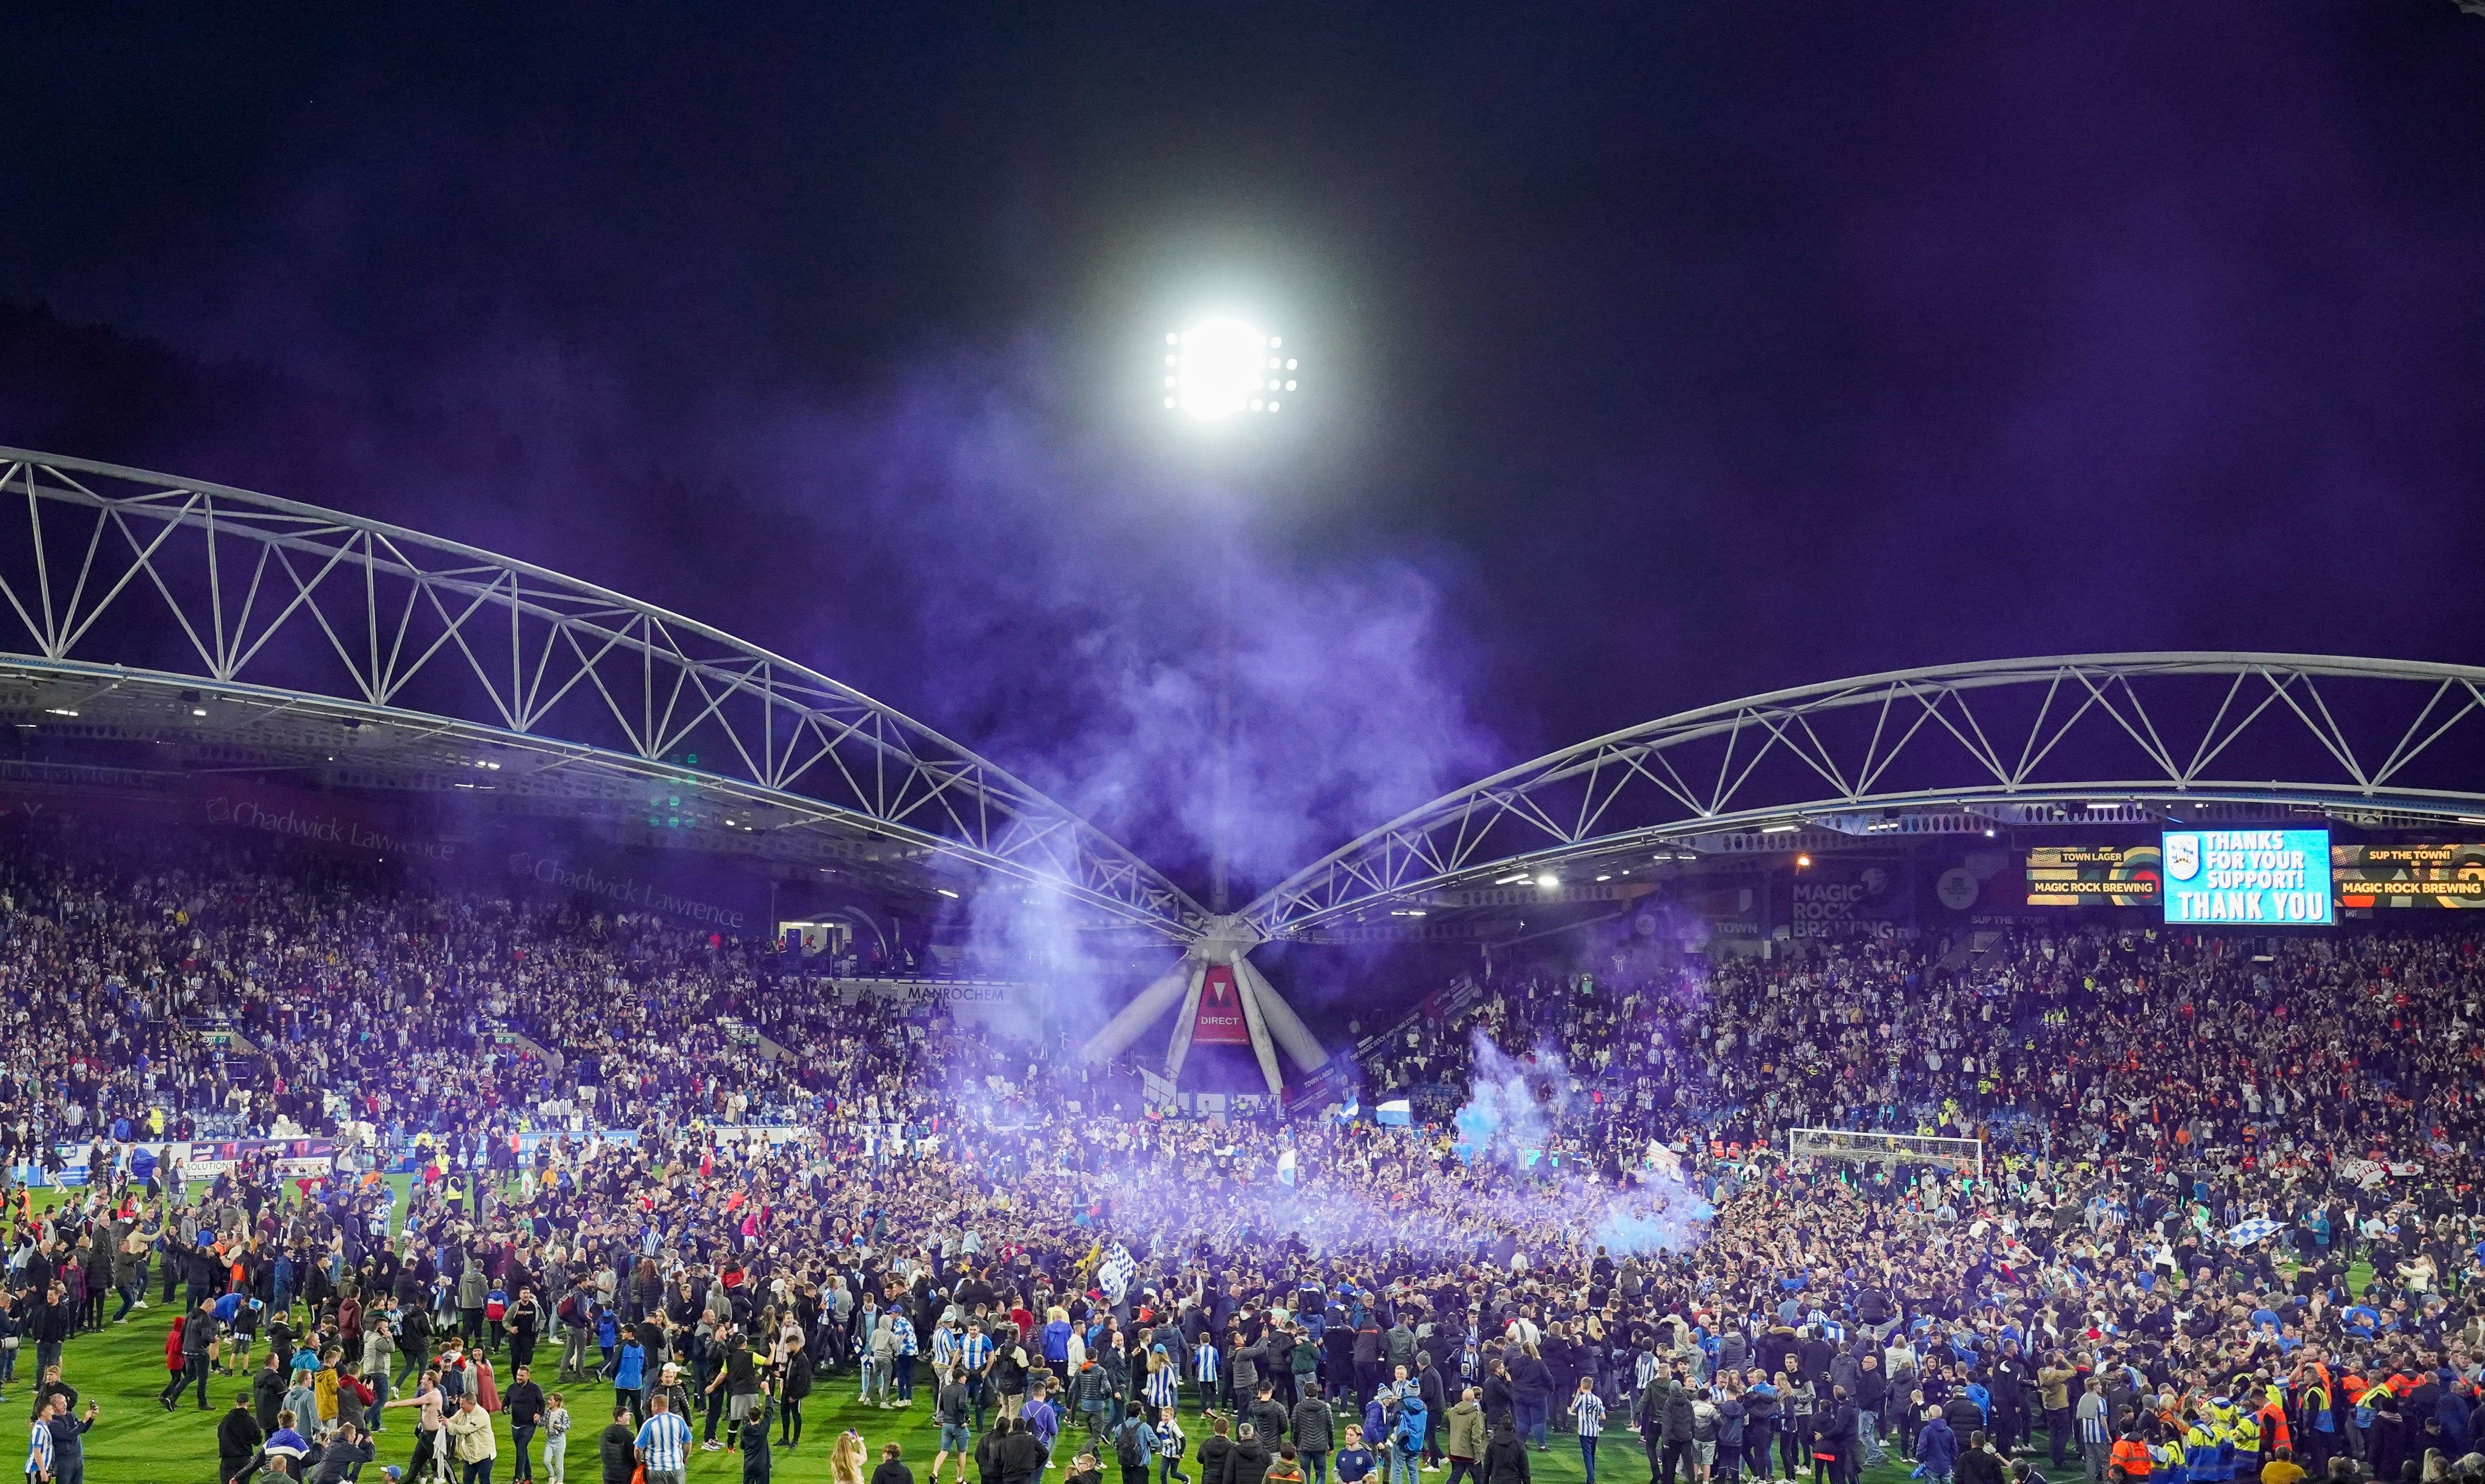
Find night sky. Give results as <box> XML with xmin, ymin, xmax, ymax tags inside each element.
<box><xmin>5</xmin><ymin>3</ymin><xmax>2483</xmax><ymax>897</ymax></box>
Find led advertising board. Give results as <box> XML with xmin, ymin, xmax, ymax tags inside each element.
<box><xmin>2024</xmin><ymin>843</ymin><xmax>2161</xmax><ymax>907</ymax></box>
<box><xmin>2333</xmin><ymin>842</ymin><xmax>2485</xmax><ymax>909</ymax></box>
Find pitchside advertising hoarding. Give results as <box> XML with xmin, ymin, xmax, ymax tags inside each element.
<box><xmin>2162</xmin><ymin>828</ymin><xmax>2333</xmax><ymax>925</ymax></box>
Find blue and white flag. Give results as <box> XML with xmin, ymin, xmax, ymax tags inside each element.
<box><xmin>2224</xmin><ymin>1217</ymin><xmax>2283</xmax><ymax>1248</ymax></box>
<box><xmin>1099</xmin><ymin>1242</ymin><xmax>1139</xmax><ymax>1306</ymax></box>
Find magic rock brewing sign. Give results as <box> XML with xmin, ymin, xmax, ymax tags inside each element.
<box><xmin>2333</xmin><ymin>842</ymin><xmax>2485</xmax><ymax>909</ymax></box>
<box><xmin>2024</xmin><ymin>844</ymin><xmax>2162</xmax><ymax>908</ymax></box>
<box><xmin>1777</xmin><ymin>863</ymin><xmax>1911</xmax><ymax>939</ymax></box>
<box><xmin>1189</xmin><ymin>964</ymin><xmax>1251</xmax><ymax>1045</ymax></box>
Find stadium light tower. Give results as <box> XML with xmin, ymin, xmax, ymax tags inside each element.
<box><xmin>1161</xmin><ymin>317</ymin><xmax>1300</xmax><ymax>913</ymax></box>
<box><xmin>1075</xmin><ymin>316</ymin><xmax>1324</xmax><ymax>1102</ymax></box>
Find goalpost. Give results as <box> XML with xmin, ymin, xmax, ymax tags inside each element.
<box><xmin>1787</xmin><ymin>1126</ymin><xmax>1984</xmax><ymax>1181</ymax></box>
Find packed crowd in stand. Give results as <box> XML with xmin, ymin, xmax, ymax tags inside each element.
<box><xmin>2</xmin><ymin>825</ymin><xmax>2484</xmax><ymax>1484</ymax></box>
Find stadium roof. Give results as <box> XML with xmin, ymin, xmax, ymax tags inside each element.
<box><xmin>11</xmin><ymin>449</ymin><xmax>2485</xmax><ymax>955</ymax></box>
<box><xmin>1240</xmin><ymin>652</ymin><xmax>2485</xmax><ymax>940</ymax></box>
<box><xmin>0</xmin><ymin>448</ymin><xmax>1206</xmax><ymax>938</ymax></box>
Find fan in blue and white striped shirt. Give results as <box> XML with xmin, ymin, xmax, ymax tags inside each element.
<box><xmin>27</xmin><ymin>1415</ymin><xmax>53</xmax><ymax>1481</ymax></box>
<box><xmin>1145</xmin><ymin>1347</ymin><xmax>1179</xmax><ymax>1412</ymax></box>
<box><xmin>637</xmin><ymin>1404</ymin><xmax>694</xmax><ymax>1474</ymax></box>
<box><xmin>1572</xmin><ymin>1386</ymin><xmax>1608</xmax><ymax>1438</ymax></box>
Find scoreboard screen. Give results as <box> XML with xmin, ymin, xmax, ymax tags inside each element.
<box><xmin>2161</xmin><ymin>829</ymin><xmax>2333</xmax><ymax>926</ymax></box>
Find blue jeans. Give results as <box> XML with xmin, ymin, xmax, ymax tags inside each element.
<box><xmin>1580</xmin><ymin>1437</ymin><xmax>1599</xmax><ymax>1484</ymax></box>
<box><xmin>1515</xmin><ymin>1400</ymin><xmax>1546</xmax><ymax>1449</ymax></box>
<box><xmin>1858</xmin><ymin>1412</ymin><xmax>1884</xmax><ymax>1465</ymax></box>
<box><xmin>1390</xmin><ymin>1444</ymin><xmax>1420</xmax><ymax>1484</ymax></box>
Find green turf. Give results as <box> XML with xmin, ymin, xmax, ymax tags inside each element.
<box><xmin>25</xmin><ymin>1185</ymin><xmax>2219</xmax><ymax>1484</ymax></box>
<box><xmin>28</xmin><ymin>1298</ymin><xmax>2045</xmax><ymax>1484</ymax></box>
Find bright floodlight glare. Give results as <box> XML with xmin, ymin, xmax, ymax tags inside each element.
<box><xmin>1534</xmin><ymin>872</ymin><xmax>1559</xmax><ymax>890</ymax></box>
<box><xmin>1169</xmin><ymin>318</ymin><xmax>1286</xmax><ymax>420</ymax></box>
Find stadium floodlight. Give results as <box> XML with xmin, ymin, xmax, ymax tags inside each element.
<box><xmin>1164</xmin><ymin>319</ymin><xmax>1296</xmax><ymax>420</ymax></box>
<box><xmin>1157</xmin><ymin>317</ymin><xmax>1300</xmax><ymax>910</ymax></box>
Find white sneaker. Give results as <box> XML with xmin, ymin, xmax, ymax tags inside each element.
<box><xmin>703</xmin><ymin>1440</ymin><xmax>724</xmax><ymax>1451</ymax></box>
<box><xmin>133</xmin><ymin>1300</ymin><xmax>150</xmax><ymax>1309</ymax></box>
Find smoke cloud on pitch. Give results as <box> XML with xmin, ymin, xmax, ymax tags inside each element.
<box><xmin>1444</xmin><ymin>1028</ymin><xmax>1712</xmax><ymax>1255</ymax></box>
<box><xmin>735</xmin><ymin>346</ymin><xmax>1503</xmax><ymax>1027</ymax></box>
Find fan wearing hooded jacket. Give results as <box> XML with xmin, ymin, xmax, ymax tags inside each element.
<box><xmin>1224</xmin><ymin>1424</ymin><xmax>1273</xmax><ymax>1484</ymax></box>
<box><xmin>1391</xmin><ymin>1397</ymin><xmax>1429</xmax><ymax>1484</ymax></box>
<box><xmin>1480</xmin><ymin>1422</ymin><xmax>1531</xmax><ymax>1484</ymax></box>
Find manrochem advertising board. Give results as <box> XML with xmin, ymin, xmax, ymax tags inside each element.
<box><xmin>2161</xmin><ymin>829</ymin><xmax>2333</xmax><ymax>926</ymax></box>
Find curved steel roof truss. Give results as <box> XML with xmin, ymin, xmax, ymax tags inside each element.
<box><xmin>0</xmin><ymin>449</ymin><xmax>1202</xmax><ymax>937</ymax></box>
<box><xmin>1243</xmin><ymin>653</ymin><xmax>2485</xmax><ymax>938</ymax></box>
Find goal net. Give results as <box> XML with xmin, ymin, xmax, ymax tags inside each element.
<box><xmin>1787</xmin><ymin>1127</ymin><xmax>1983</xmax><ymax>1179</ymax></box>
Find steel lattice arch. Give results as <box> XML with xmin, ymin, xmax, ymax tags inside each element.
<box><xmin>14</xmin><ymin>446</ymin><xmax>2485</xmax><ymax>1063</ymax></box>
<box><xmin>15</xmin><ymin>448</ymin><xmax>2485</xmax><ymax>1092</ymax></box>
<box><xmin>1238</xmin><ymin>653</ymin><xmax>2485</xmax><ymax>940</ymax></box>
<box><xmin>0</xmin><ymin>448</ymin><xmax>1204</xmax><ymax>938</ymax></box>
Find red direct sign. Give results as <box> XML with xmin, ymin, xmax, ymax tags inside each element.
<box><xmin>1190</xmin><ymin>964</ymin><xmax>1252</xmax><ymax>1045</ymax></box>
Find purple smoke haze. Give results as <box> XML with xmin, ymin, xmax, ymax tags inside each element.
<box><xmin>1446</xmin><ymin>1029</ymin><xmax>1712</xmax><ymax>1255</ymax></box>
<box><xmin>746</xmin><ymin>350</ymin><xmax>1501</xmax><ymax>902</ymax></box>
<box><xmin>4</xmin><ymin>4</ymin><xmax>2481</xmax><ymax>1050</ymax></box>
<box><xmin>713</xmin><ymin>348</ymin><xmax>1505</xmax><ymax>1024</ymax></box>
<box><xmin>6</xmin><ymin>2</ymin><xmax>2484</xmax><ymax>778</ymax></box>
<box><xmin>1451</xmin><ymin>1029</ymin><xmax>1561</xmax><ymax>1165</ymax></box>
